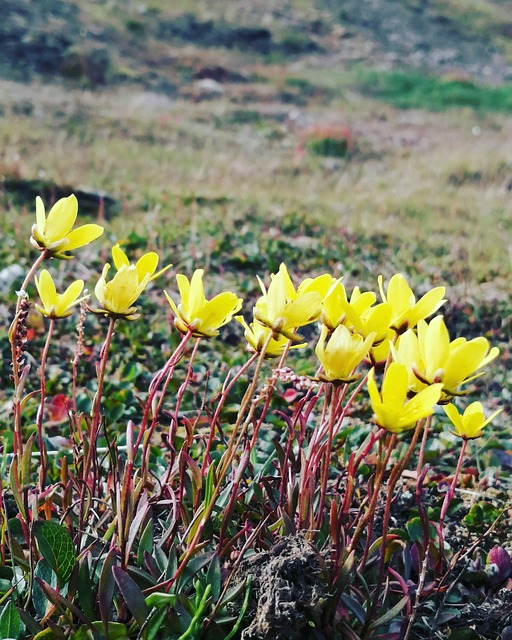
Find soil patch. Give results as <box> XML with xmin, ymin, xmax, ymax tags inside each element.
<box><xmin>232</xmin><ymin>534</ymin><xmax>326</xmax><ymax>640</ymax></box>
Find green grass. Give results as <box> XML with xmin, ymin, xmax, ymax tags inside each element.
<box><xmin>357</xmin><ymin>69</ymin><xmax>512</xmax><ymax>111</ymax></box>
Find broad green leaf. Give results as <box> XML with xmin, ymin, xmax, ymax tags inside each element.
<box><xmin>70</xmin><ymin>622</ymin><xmax>129</xmax><ymax>640</ymax></box>
<box><xmin>0</xmin><ymin>600</ymin><xmax>21</xmax><ymax>640</ymax></box>
<box><xmin>406</xmin><ymin>517</ymin><xmax>436</xmax><ymax>542</ymax></box>
<box><xmin>145</xmin><ymin>593</ymin><xmax>178</xmax><ymax>609</ymax></box>
<box><xmin>33</xmin><ymin>521</ymin><xmax>75</xmax><ymax>585</ymax></box>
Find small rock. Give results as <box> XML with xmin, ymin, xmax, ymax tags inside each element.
<box><xmin>0</xmin><ymin>264</ymin><xmax>24</xmax><ymax>294</ymax></box>
<box><xmin>194</xmin><ymin>78</ymin><xmax>225</xmax><ymax>94</ymax></box>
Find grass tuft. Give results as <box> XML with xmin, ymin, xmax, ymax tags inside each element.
<box><xmin>357</xmin><ymin>69</ymin><xmax>512</xmax><ymax>112</ymax></box>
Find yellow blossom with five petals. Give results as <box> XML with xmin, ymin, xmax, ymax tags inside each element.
<box><xmin>236</xmin><ymin>316</ymin><xmax>306</xmax><ymax>358</ymax></box>
<box><xmin>34</xmin><ymin>270</ymin><xmax>87</xmax><ymax>319</ymax></box>
<box><xmin>254</xmin><ymin>263</ymin><xmax>322</xmax><ymax>340</ymax></box>
<box><xmin>378</xmin><ymin>273</ymin><xmax>445</xmax><ymax>334</ymax></box>
<box><xmin>368</xmin><ymin>362</ymin><xmax>443</xmax><ymax>433</ymax></box>
<box><xmin>443</xmin><ymin>402</ymin><xmax>502</xmax><ymax>440</ymax></box>
<box><xmin>316</xmin><ymin>324</ymin><xmax>375</xmax><ymax>383</ymax></box>
<box><xmin>112</xmin><ymin>243</ymin><xmax>171</xmax><ymax>283</ymax></box>
<box><xmin>93</xmin><ymin>264</ymin><xmax>150</xmax><ymax>320</ymax></box>
<box><xmin>392</xmin><ymin>316</ymin><xmax>500</xmax><ymax>401</ymax></box>
<box><xmin>165</xmin><ymin>269</ymin><xmax>242</xmax><ymax>338</ymax></box>
<box><xmin>30</xmin><ymin>195</ymin><xmax>104</xmax><ymax>259</ymax></box>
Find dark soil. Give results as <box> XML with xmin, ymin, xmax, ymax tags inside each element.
<box><xmin>232</xmin><ymin>535</ymin><xmax>326</xmax><ymax>640</ymax></box>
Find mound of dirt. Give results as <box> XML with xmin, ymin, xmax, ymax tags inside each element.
<box><xmin>232</xmin><ymin>535</ymin><xmax>326</xmax><ymax>640</ymax></box>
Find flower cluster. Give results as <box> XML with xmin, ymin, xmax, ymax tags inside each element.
<box><xmin>29</xmin><ymin>195</ymin><xmax>502</xmax><ymax>441</ymax></box>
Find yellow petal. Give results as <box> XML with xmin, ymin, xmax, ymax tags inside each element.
<box><xmin>443</xmin><ymin>403</ymin><xmax>463</xmax><ymax>433</ymax></box>
<box><xmin>112</xmin><ymin>244</ymin><xmax>130</xmax><ymax>270</ymax></box>
<box><xmin>164</xmin><ymin>290</ymin><xmax>180</xmax><ymax>318</ymax></box>
<box><xmin>444</xmin><ymin>338</ymin><xmax>492</xmax><ymax>390</ymax></box>
<box><xmin>36</xmin><ymin>269</ymin><xmax>57</xmax><ymax>311</ymax></box>
<box><xmin>61</xmin><ymin>279</ymin><xmax>85</xmax><ymax>307</ymax></box>
<box><xmin>398</xmin><ymin>383</ymin><xmax>442</xmax><ymax>428</ymax></box>
<box><xmin>64</xmin><ymin>223</ymin><xmax>104</xmax><ymax>251</ymax></box>
<box><xmin>44</xmin><ymin>195</ymin><xmax>78</xmax><ymax>243</ymax></box>
<box><xmin>188</xmin><ymin>270</ymin><xmax>205</xmax><ymax>317</ymax></box>
<box><xmin>282</xmin><ymin>292</ymin><xmax>322</xmax><ymax>328</ymax></box>
<box><xmin>422</xmin><ymin>317</ymin><xmax>449</xmax><ymax>380</ymax></box>
<box><xmin>35</xmin><ymin>196</ymin><xmax>46</xmax><ymax>233</ymax></box>
<box><xmin>367</xmin><ymin>368</ymin><xmax>382</xmax><ymax>412</ymax></box>
<box><xmin>387</xmin><ymin>274</ymin><xmax>414</xmax><ymax>312</ymax></box>
<box><xmin>94</xmin><ymin>264</ymin><xmax>111</xmax><ymax>308</ymax></box>
<box><xmin>411</xmin><ymin>286</ymin><xmax>446</xmax><ymax>325</ymax></box>
<box><xmin>136</xmin><ymin>252</ymin><xmax>159</xmax><ymax>281</ymax></box>
<box><xmin>382</xmin><ymin>362</ymin><xmax>409</xmax><ymax>409</ymax></box>
<box><xmin>176</xmin><ymin>274</ymin><xmax>192</xmax><ymax>310</ymax></box>
<box><xmin>197</xmin><ymin>292</ymin><xmax>242</xmax><ymax>335</ymax></box>
<box><xmin>298</xmin><ymin>273</ymin><xmax>335</xmax><ymax>298</ymax></box>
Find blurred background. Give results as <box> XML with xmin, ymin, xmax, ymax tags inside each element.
<box><xmin>0</xmin><ymin>0</ymin><xmax>511</xmax><ymax>295</ymax></box>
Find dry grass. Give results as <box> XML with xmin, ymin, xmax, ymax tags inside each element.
<box><xmin>1</xmin><ymin>73</ymin><xmax>510</xmax><ymax>291</ymax></box>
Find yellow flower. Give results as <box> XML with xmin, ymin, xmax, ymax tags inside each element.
<box><xmin>93</xmin><ymin>264</ymin><xmax>150</xmax><ymax>320</ymax></box>
<box><xmin>368</xmin><ymin>363</ymin><xmax>443</xmax><ymax>433</ymax></box>
<box><xmin>320</xmin><ymin>280</ymin><xmax>347</xmax><ymax>330</ymax></box>
<box><xmin>30</xmin><ymin>195</ymin><xmax>104</xmax><ymax>259</ymax></box>
<box><xmin>297</xmin><ymin>273</ymin><xmax>337</xmax><ymax>299</ymax></box>
<box><xmin>370</xmin><ymin>328</ymin><xmax>395</xmax><ymax>365</ymax></box>
<box><xmin>236</xmin><ymin>316</ymin><xmax>306</xmax><ymax>358</ymax></box>
<box><xmin>254</xmin><ymin>263</ymin><xmax>322</xmax><ymax>340</ymax></box>
<box><xmin>165</xmin><ymin>269</ymin><xmax>242</xmax><ymax>338</ymax></box>
<box><xmin>112</xmin><ymin>243</ymin><xmax>171</xmax><ymax>283</ymax></box>
<box><xmin>34</xmin><ymin>270</ymin><xmax>87</xmax><ymax>319</ymax></box>
<box><xmin>392</xmin><ymin>316</ymin><xmax>500</xmax><ymax>401</ymax></box>
<box><xmin>316</xmin><ymin>325</ymin><xmax>375</xmax><ymax>383</ymax></box>
<box><xmin>339</xmin><ymin>287</ymin><xmax>392</xmax><ymax>345</ymax></box>
<box><xmin>378</xmin><ymin>273</ymin><xmax>445</xmax><ymax>333</ymax></box>
<box><xmin>321</xmin><ymin>281</ymin><xmax>392</xmax><ymax>350</ymax></box>
<box><xmin>443</xmin><ymin>402</ymin><xmax>502</xmax><ymax>440</ymax></box>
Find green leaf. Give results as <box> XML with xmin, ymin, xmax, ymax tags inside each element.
<box><xmin>77</xmin><ymin>557</ymin><xmax>95</xmax><ymax>621</ymax></box>
<box><xmin>406</xmin><ymin>517</ymin><xmax>436</xmax><ymax>542</ymax></box>
<box><xmin>112</xmin><ymin>567</ymin><xmax>149</xmax><ymax>629</ymax></box>
<box><xmin>33</xmin><ymin>560</ymin><xmax>58</xmax><ymax>618</ymax></box>
<box><xmin>204</xmin><ymin>464</ymin><xmax>215</xmax><ymax>507</ymax></box>
<box><xmin>8</xmin><ymin>459</ymin><xmax>26</xmax><ymax>520</ymax></box>
<box><xmin>20</xmin><ymin>433</ymin><xmax>36</xmax><ymax>489</ymax></box>
<box><xmin>32</xmin><ymin>521</ymin><xmax>75</xmax><ymax>585</ymax></box>
<box><xmin>145</xmin><ymin>593</ymin><xmax>178</xmax><ymax>609</ymax></box>
<box><xmin>99</xmin><ymin>548</ymin><xmax>117</xmax><ymax>631</ymax></box>
<box><xmin>70</xmin><ymin>621</ymin><xmax>129</xmax><ymax>640</ymax></box>
<box><xmin>137</xmin><ymin>520</ymin><xmax>154</xmax><ymax>566</ymax></box>
<box><xmin>206</xmin><ymin>555</ymin><xmax>221</xmax><ymax>602</ymax></box>
<box><xmin>144</xmin><ymin>607</ymin><xmax>169</xmax><ymax>640</ymax></box>
<box><xmin>448</xmin><ymin>629</ymin><xmax>480</xmax><ymax>640</ymax></box>
<box><xmin>0</xmin><ymin>600</ymin><xmax>22</xmax><ymax>640</ymax></box>
<box><xmin>368</xmin><ymin>595</ymin><xmax>410</xmax><ymax>632</ymax></box>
